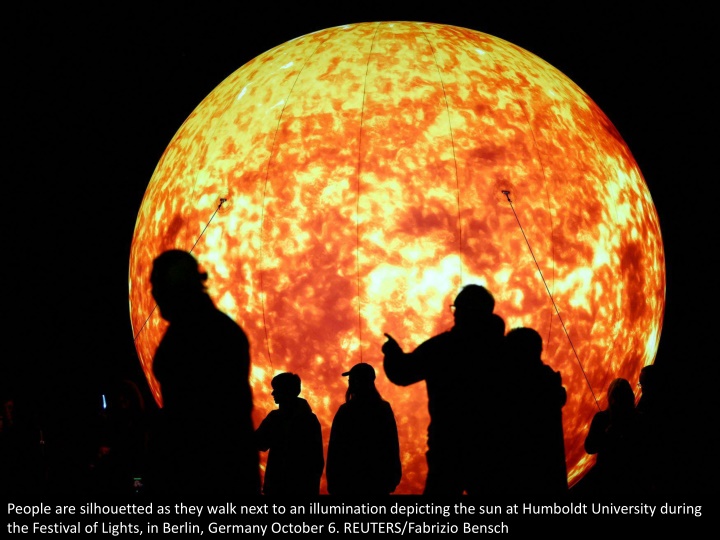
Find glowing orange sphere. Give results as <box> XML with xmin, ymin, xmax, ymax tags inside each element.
<box><xmin>129</xmin><ymin>22</ymin><xmax>665</xmax><ymax>494</ymax></box>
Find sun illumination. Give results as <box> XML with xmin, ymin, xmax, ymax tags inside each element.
<box><xmin>129</xmin><ymin>22</ymin><xmax>665</xmax><ymax>493</ymax></box>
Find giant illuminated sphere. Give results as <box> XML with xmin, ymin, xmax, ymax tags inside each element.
<box><xmin>129</xmin><ymin>22</ymin><xmax>665</xmax><ymax>494</ymax></box>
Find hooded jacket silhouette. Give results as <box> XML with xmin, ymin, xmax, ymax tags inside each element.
<box><xmin>255</xmin><ymin>373</ymin><xmax>324</xmax><ymax>496</ymax></box>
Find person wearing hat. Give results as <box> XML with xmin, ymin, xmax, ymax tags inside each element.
<box><xmin>381</xmin><ymin>284</ymin><xmax>507</xmax><ymax>496</ymax></box>
<box><xmin>148</xmin><ymin>249</ymin><xmax>260</xmax><ymax>496</ymax></box>
<box><xmin>326</xmin><ymin>362</ymin><xmax>402</xmax><ymax>496</ymax></box>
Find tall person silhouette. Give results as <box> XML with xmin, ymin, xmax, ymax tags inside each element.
<box><xmin>148</xmin><ymin>249</ymin><xmax>260</xmax><ymax>496</ymax></box>
<box><xmin>326</xmin><ymin>362</ymin><xmax>402</xmax><ymax>496</ymax></box>
<box><xmin>255</xmin><ymin>372</ymin><xmax>324</xmax><ymax>496</ymax></box>
<box><xmin>382</xmin><ymin>284</ymin><xmax>506</xmax><ymax>496</ymax></box>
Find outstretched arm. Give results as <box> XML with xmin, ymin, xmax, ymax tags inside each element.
<box><xmin>382</xmin><ymin>333</ymin><xmax>425</xmax><ymax>386</ymax></box>
<box><xmin>382</xmin><ymin>333</ymin><xmax>403</xmax><ymax>356</ymax></box>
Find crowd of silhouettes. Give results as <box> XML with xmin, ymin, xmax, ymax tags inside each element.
<box><xmin>0</xmin><ymin>249</ymin><xmax>701</xmax><ymax>499</ymax></box>
<box><xmin>573</xmin><ymin>363</ymin><xmax>690</xmax><ymax>498</ymax></box>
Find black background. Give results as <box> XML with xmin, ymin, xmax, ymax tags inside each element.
<box><xmin>3</xmin><ymin>0</ymin><xmax>716</xmax><ymax>518</ymax></box>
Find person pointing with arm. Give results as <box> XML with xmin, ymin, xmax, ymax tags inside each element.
<box><xmin>381</xmin><ymin>285</ymin><xmax>507</xmax><ymax>496</ymax></box>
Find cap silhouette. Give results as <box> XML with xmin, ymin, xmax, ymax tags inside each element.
<box><xmin>342</xmin><ymin>363</ymin><xmax>376</xmax><ymax>381</ymax></box>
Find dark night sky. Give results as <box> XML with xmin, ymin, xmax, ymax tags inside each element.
<box><xmin>4</xmin><ymin>3</ymin><xmax>716</xmax><ymax>494</ymax></box>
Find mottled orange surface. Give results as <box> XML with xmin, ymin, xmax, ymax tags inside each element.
<box><xmin>129</xmin><ymin>22</ymin><xmax>665</xmax><ymax>494</ymax></box>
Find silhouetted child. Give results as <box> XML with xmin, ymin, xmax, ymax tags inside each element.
<box><xmin>326</xmin><ymin>362</ymin><xmax>402</xmax><ymax>496</ymax></box>
<box><xmin>147</xmin><ymin>249</ymin><xmax>260</xmax><ymax>496</ymax></box>
<box><xmin>583</xmin><ymin>377</ymin><xmax>642</xmax><ymax>495</ymax></box>
<box><xmin>382</xmin><ymin>284</ymin><xmax>507</xmax><ymax>496</ymax></box>
<box><xmin>504</xmin><ymin>327</ymin><xmax>568</xmax><ymax>496</ymax></box>
<box><xmin>255</xmin><ymin>372</ymin><xmax>324</xmax><ymax>496</ymax></box>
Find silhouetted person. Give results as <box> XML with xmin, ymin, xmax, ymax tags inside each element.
<box><xmin>635</xmin><ymin>364</ymin><xmax>679</xmax><ymax>494</ymax></box>
<box><xmin>382</xmin><ymin>284</ymin><xmax>506</xmax><ymax>496</ymax></box>
<box><xmin>583</xmin><ymin>377</ymin><xmax>642</xmax><ymax>495</ymax></box>
<box><xmin>504</xmin><ymin>327</ymin><xmax>568</xmax><ymax>496</ymax></box>
<box><xmin>148</xmin><ymin>249</ymin><xmax>260</xmax><ymax>496</ymax></box>
<box><xmin>326</xmin><ymin>362</ymin><xmax>402</xmax><ymax>496</ymax></box>
<box><xmin>255</xmin><ymin>372</ymin><xmax>324</xmax><ymax>496</ymax></box>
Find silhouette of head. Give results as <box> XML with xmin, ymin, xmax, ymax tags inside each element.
<box><xmin>638</xmin><ymin>364</ymin><xmax>662</xmax><ymax>395</ymax></box>
<box><xmin>489</xmin><ymin>313</ymin><xmax>506</xmax><ymax>336</ymax></box>
<box><xmin>342</xmin><ymin>363</ymin><xmax>380</xmax><ymax>401</ymax></box>
<box><xmin>150</xmin><ymin>250</ymin><xmax>209</xmax><ymax>321</ymax></box>
<box><xmin>505</xmin><ymin>327</ymin><xmax>543</xmax><ymax>365</ymax></box>
<box><xmin>452</xmin><ymin>284</ymin><xmax>494</xmax><ymax>328</ymax></box>
<box><xmin>271</xmin><ymin>372</ymin><xmax>302</xmax><ymax>406</ymax></box>
<box><xmin>342</xmin><ymin>362</ymin><xmax>376</xmax><ymax>381</ymax></box>
<box><xmin>607</xmin><ymin>378</ymin><xmax>635</xmax><ymax>412</ymax></box>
